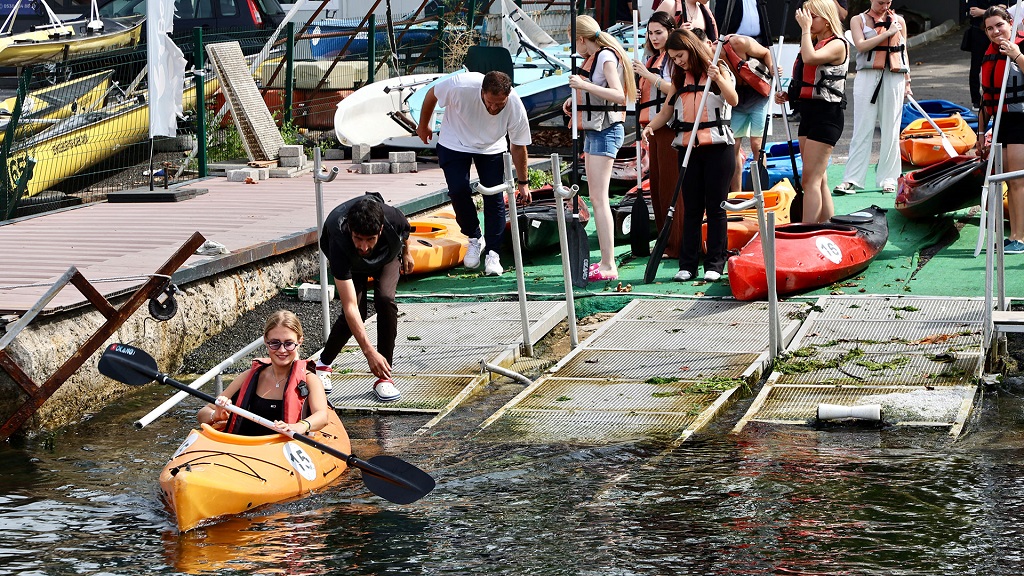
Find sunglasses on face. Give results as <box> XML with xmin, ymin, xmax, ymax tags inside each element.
<box><xmin>266</xmin><ymin>340</ymin><xmax>298</xmax><ymax>351</ymax></box>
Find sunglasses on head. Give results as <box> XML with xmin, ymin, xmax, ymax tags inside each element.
<box><xmin>266</xmin><ymin>340</ymin><xmax>298</xmax><ymax>351</ymax></box>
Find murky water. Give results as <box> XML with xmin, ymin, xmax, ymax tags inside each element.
<box><xmin>3</xmin><ymin>383</ymin><xmax>1024</xmax><ymax>575</ymax></box>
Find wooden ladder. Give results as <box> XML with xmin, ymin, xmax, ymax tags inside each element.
<box><xmin>206</xmin><ymin>42</ymin><xmax>284</xmax><ymax>162</ymax></box>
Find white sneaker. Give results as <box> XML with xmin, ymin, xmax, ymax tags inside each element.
<box><xmin>673</xmin><ymin>270</ymin><xmax>693</xmax><ymax>282</ymax></box>
<box><xmin>464</xmin><ymin>238</ymin><xmax>484</xmax><ymax>269</ymax></box>
<box><xmin>315</xmin><ymin>361</ymin><xmax>333</xmax><ymax>392</ymax></box>
<box><xmin>484</xmin><ymin>252</ymin><xmax>503</xmax><ymax>276</ymax></box>
<box><xmin>373</xmin><ymin>378</ymin><xmax>401</xmax><ymax>402</ymax></box>
<box><xmin>704</xmin><ymin>270</ymin><xmax>721</xmax><ymax>282</ymax></box>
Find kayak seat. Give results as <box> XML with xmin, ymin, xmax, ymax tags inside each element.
<box><xmin>464</xmin><ymin>46</ymin><xmax>515</xmax><ymax>81</ymax></box>
<box><xmin>777</xmin><ymin>223</ymin><xmax>857</xmax><ymax>237</ymax></box>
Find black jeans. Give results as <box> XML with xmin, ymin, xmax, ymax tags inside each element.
<box><xmin>678</xmin><ymin>144</ymin><xmax>735</xmax><ymax>275</ymax></box>
<box><xmin>437</xmin><ymin>143</ymin><xmax>507</xmax><ymax>258</ymax></box>
<box><xmin>321</xmin><ymin>257</ymin><xmax>400</xmax><ymax>366</ymax></box>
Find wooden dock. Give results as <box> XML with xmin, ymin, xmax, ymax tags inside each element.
<box><xmin>0</xmin><ymin>158</ymin><xmax>459</xmax><ymax>314</ymax></box>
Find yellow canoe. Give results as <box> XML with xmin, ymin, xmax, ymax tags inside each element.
<box><xmin>0</xmin><ymin>69</ymin><xmax>112</xmax><ymax>143</ymax></box>
<box><xmin>0</xmin><ymin>16</ymin><xmax>143</xmax><ymax>67</ymax></box>
<box><xmin>159</xmin><ymin>409</ymin><xmax>351</xmax><ymax>532</ymax></box>
<box><xmin>9</xmin><ymin>74</ymin><xmax>219</xmax><ymax>197</ymax></box>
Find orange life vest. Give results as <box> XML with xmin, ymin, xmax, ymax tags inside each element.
<box><xmin>573</xmin><ymin>46</ymin><xmax>627</xmax><ymax>132</ymax></box>
<box><xmin>854</xmin><ymin>10</ymin><xmax>909</xmax><ymax>73</ymax></box>
<box><xmin>637</xmin><ymin>51</ymin><xmax>670</xmax><ymax>125</ymax></box>
<box><xmin>224</xmin><ymin>358</ymin><xmax>312</xmax><ymax>434</ymax></box>
<box><xmin>788</xmin><ymin>36</ymin><xmax>848</xmax><ymax>104</ymax></box>
<box><xmin>722</xmin><ymin>36</ymin><xmax>772</xmax><ymax>98</ymax></box>
<box><xmin>667</xmin><ymin>71</ymin><xmax>734</xmax><ymax>147</ymax></box>
<box><xmin>981</xmin><ymin>32</ymin><xmax>1024</xmax><ymax>116</ymax></box>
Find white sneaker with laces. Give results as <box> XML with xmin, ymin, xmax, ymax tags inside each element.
<box><xmin>484</xmin><ymin>252</ymin><xmax>503</xmax><ymax>276</ymax></box>
<box><xmin>704</xmin><ymin>270</ymin><xmax>721</xmax><ymax>282</ymax></box>
<box><xmin>464</xmin><ymin>238</ymin><xmax>484</xmax><ymax>269</ymax></box>
<box><xmin>373</xmin><ymin>378</ymin><xmax>402</xmax><ymax>402</ymax></box>
<box><xmin>673</xmin><ymin>270</ymin><xmax>693</xmax><ymax>282</ymax></box>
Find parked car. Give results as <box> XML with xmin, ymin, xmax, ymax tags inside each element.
<box><xmin>96</xmin><ymin>0</ymin><xmax>286</xmax><ymax>32</ymax></box>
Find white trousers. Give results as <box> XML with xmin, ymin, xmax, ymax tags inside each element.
<box><xmin>841</xmin><ymin>68</ymin><xmax>905</xmax><ymax>188</ymax></box>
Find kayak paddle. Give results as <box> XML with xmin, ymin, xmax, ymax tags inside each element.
<box><xmin>629</xmin><ymin>8</ymin><xmax>651</xmax><ymax>257</ymax></box>
<box><xmin>906</xmin><ymin>94</ymin><xmax>959</xmax><ymax>160</ymax></box>
<box><xmin>568</xmin><ymin>0</ymin><xmax>589</xmax><ymax>288</ymax></box>
<box><xmin>97</xmin><ymin>343</ymin><xmax>436</xmax><ymax>505</ymax></box>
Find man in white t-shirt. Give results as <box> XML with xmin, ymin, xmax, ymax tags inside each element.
<box><xmin>416</xmin><ymin>71</ymin><xmax>532</xmax><ymax>277</ymax></box>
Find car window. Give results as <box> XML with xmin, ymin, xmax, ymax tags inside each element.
<box><xmin>194</xmin><ymin>0</ymin><xmax>213</xmax><ymax>18</ymax></box>
<box><xmin>252</xmin><ymin>0</ymin><xmax>284</xmax><ymax>16</ymax></box>
<box><xmin>218</xmin><ymin>0</ymin><xmax>236</xmax><ymax>17</ymax></box>
<box><xmin>174</xmin><ymin>0</ymin><xmax>194</xmax><ymax>19</ymax></box>
<box><xmin>98</xmin><ymin>0</ymin><xmax>146</xmax><ymax>18</ymax></box>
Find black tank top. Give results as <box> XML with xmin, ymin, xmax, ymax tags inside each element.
<box><xmin>236</xmin><ymin>394</ymin><xmax>283</xmax><ymax>436</ymax></box>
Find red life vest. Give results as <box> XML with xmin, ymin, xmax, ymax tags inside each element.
<box><xmin>855</xmin><ymin>10</ymin><xmax>909</xmax><ymax>73</ymax></box>
<box><xmin>224</xmin><ymin>358</ymin><xmax>312</xmax><ymax>434</ymax></box>
<box><xmin>667</xmin><ymin>70</ymin><xmax>734</xmax><ymax>147</ymax></box>
<box><xmin>722</xmin><ymin>36</ymin><xmax>772</xmax><ymax>98</ymax></box>
<box><xmin>981</xmin><ymin>32</ymin><xmax>1024</xmax><ymax>116</ymax></box>
<box><xmin>572</xmin><ymin>46</ymin><xmax>627</xmax><ymax>132</ymax></box>
<box><xmin>638</xmin><ymin>51</ymin><xmax>670</xmax><ymax>125</ymax></box>
<box><xmin>788</xmin><ymin>36</ymin><xmax>848</xmax><ymax>104</ymax></box>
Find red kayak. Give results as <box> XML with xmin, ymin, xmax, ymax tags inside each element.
<box><xmin>895</xmin><ymin>154</ymin><xmax>984</xmax><ymax>219</ymax></box>
<box><xmin>727</xmin><ymin>206</ymin><xmax>889</xmax><ymax>301</ymax></box>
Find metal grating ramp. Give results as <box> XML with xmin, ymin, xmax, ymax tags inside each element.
<box><xmin>477</xmin><ymin>299</ymin><xmax>806</xmax><ymax>444</ymax></box>
<box><xmin>734</xmin><ymin>296</ymin><xmax>984</xmax><ymax>436</ymax></box>
<box><xmin>206</xmin><ymin>42</ymin><xmax>285</xmax><ymax>161</ymax></box>
<box><xmin>323</xmin><ymin>301</ymin><xmax>565</xmax><ymax>417</ymax></box>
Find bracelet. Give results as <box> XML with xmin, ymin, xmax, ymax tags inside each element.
<box><xmin>299</xmin><ymin>419</ymin><xmax>311</xmax><ymax>434</ymax></box>
<box><xmin>517</xmin><ymin>179</ymin><xmax>529</xmax><ymax>186</ymax></box>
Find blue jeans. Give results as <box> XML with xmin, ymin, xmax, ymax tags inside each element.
<box><xmin>437</xmin><ymin>144</ymin><xmax>507</xmax><ymax>258</ymax></box>
<box><xmin>583</xmin><ymin>123</ymin><xmax>624</xmax><ymax>158</ymax></box>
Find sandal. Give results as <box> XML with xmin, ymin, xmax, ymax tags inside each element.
<box><xmin>588</xmin><ymin>268</ymin><xmax>618</xmax><ymax>282</ymax></box>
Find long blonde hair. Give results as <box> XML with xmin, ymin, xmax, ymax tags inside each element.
<box><xmin>803</xmin><ymin>0</ymin><xmax>845</xmax><ymax>41</ymax></box>
<box><xmin>576</xmin><ymin>15</ymin><xmax>637</xmax><ymax>103</ymax></box>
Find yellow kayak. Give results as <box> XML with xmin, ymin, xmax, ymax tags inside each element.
<box><xmin>159</xmin><ymin>409</ymin><xmax>351</xmax><ymax>532</ymax></box>
<box><xmin>9</xmin><ymin>74</ymin><xmax>219</xmax><ymax>197</ymax></box>
<box><xmin>0</xmin><ymin>69</ymin><xmax>112</xmax><ymax>143</ymax></box>
<box><xmin>0</xmin><ymin>16</ymin><xmax>143</xmax><ymax>67</ymax></box>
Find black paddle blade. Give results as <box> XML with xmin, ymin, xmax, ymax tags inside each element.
<box><xmin>644</xmin><ymin>214</ymin><xmax>674</xmax><ymax>284</ymax></box>
<box><xmin>98</xmin><ymin>343</ymin><xmax>160</xmax><ymax>386</ymax></box>
<box><xmin>359</xmin><ymin>454</ymin><xmax>436</xmax><ymax>504</ymax></box>
<box><xmin>568</xmin><ymin>214</ymin><xmax>590</xmax><ymax>288</ymax></box>
<box><xmin>629</xmin><ymin>194</ymin><xmax>651</xmax><ymax>257</ymax></box>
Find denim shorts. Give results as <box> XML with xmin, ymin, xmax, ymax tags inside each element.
<box><xmin>731</xmin><ymin>98</ymin><xmax>769</xmax><ymax>139</ymax></box>
<box><xmin>583</xmin><ymin>122</ymin><xmax>624</xmax><ymax>158</ymax></box>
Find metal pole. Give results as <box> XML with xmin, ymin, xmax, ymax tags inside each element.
<box><xmin>285</xmin><ymin>22</ymin><xmax>295</xmax><ymax>125</ymax></box>
<box><xmin>551</xmin><ymin>153</ymin><xmax>580</xmax><ymax>347</ymax></box>
<box><xmin>476</xmin><ymin>153</ymin><xmax>533</xmax><ymax>356</ymax></box>
<box><xmin>368</xmin><ymin>14</ymin><xmax>376</xmax><ymax>84</ymax></box>
<box><xmin>313</xmin><ymin>147</ymin><xmax>340</xmax><ymax>342</ymax></box>
<box><xmin>193</xmin><ymin>26</ymin><xmax>207</xmax><ymax>178</ymax></box>
<box><xmin>134</xmin><ymin>337</ymin><xmax>264</xmax><ymax>428</ymax></box>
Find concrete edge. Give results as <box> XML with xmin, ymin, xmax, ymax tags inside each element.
<box><xmin>907</xmin><ymin>19</ymin><xmax>958</xmax><ymax>50</ymax></box>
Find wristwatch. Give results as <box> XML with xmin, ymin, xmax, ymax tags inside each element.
<box><xmin>517</xmin><ymin>180</ymin><xmax>530</xmax><ymax>186</ymax></box>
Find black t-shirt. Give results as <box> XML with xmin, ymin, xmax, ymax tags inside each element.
<box><xmin>320</xmin><ymin>193</ymin><xmax>411</xmax><ymax>280</ymax></box>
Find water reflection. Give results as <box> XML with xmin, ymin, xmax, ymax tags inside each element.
<box><xmin>3</xmin><ymin>387</ymin><xmax>1024</xmax><ymax>574</ymax></box>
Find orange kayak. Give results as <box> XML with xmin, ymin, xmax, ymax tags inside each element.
<box><xmin>703</xmin><ymin>179</ymin><xmax>797</xmax><ymax>252</ymax></box>
<box><xmin>407</xmin><ymin>206</ymin><xmax>470</xmax><ymax>274</ymax></box>
<box><xmin>159</xmin><ymin>409</ymin><xmax>351</xmax><ymax>532</ymax></box>
<box><xmin>899</xmin><ymin>113</ymin><xmax>977</xmax><ymax>167</ymax></box>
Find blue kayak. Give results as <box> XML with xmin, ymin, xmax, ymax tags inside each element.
<box><xmin>900</xmin><ymin>99</ymin><xmax>979</xmax><ymax>132</ymax></box>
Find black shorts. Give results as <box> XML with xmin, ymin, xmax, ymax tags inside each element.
<box><xmin>998</xmin><ymin>112</ymin><xmax>1024</xmax><ymax>145</ymax></box>
<box><xmin>797</xmin><ymin>99</ymin><xmax>845</xmax><ymax>147</ymax></box>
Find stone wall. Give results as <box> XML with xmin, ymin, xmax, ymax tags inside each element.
<box><xmin>0</xmin><ymin>247</ymin><xmax>319</xmax><ymax>435</ymax></box>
